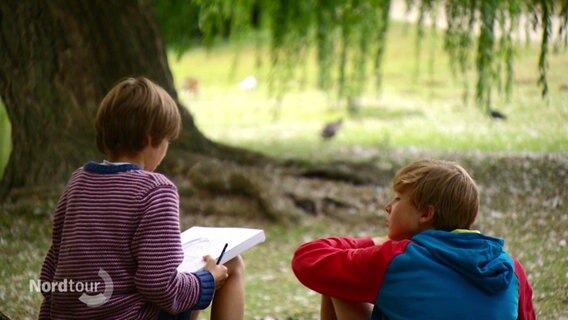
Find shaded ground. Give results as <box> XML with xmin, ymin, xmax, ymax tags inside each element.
<box><xmin>1</xmin><ymin>149</ymin><xmax>567</xmax><ymax>319</ymax></box>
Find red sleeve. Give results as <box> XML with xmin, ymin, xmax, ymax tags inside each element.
<box><xmin>291</xmin><ymin>237</ymin><xmax>409</xmax><ymax>303</ymax></box>
<box><xmin>513</xmin><ymin>257</ymin><xmax>535</xmax><ymax>320</ymax></box>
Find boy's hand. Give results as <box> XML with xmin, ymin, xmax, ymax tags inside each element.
<box><xmin>372</xmin><ymin>236</ymin><xmax>389</xmax><ymax>245</ymax></box>
<box><xmin>203</xmin><ymin>255</ymin><xmax>228</xmax><ymax>289</ymax></box>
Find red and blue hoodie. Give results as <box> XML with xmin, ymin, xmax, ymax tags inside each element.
<box><xmin>292</xmin><ymin>229</ymin><xmax>535</xmax><ymax>320</ymax></box>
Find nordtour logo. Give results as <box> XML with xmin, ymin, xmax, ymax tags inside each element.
<box><xmin>30</xmin><ymin>268</ymin><xmax>113</xmax><ymax>307</ymax></box>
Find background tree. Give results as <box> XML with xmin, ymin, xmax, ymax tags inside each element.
<box><xmin>1</xmin><ymin>0</ymin><xmax>566</xmax><ymax>215</ymax></box>
<box><xmin>186</xmin><ymin>0</ymin><xmax>568</xmax><ymax>114</ymax></box>
<box><xmin>0</xmin><ymin>1</ymin><xmax>263</xmax><ymax>200</ymax></box>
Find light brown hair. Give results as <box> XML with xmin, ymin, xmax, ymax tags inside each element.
<box><xmin>95</xmin><ymin>77</ymin><xmax>181</xmax><ymax>157</ymax></box>
<box><xmin>392</xmin><ymin>159</ymin><xmax>479</xmax><ymax>230</ymax></box>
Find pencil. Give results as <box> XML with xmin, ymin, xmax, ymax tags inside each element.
<box><xmin>216</xmin><ymin>243</ymin><xmax>228</xmax><ymax>264</ymax></box>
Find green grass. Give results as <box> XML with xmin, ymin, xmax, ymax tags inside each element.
<box><xmin>1</xmin><ymin>21</ymin><xmax>568</xmax><ymax>319</ymax></box>
<box><xmin>2</xmin><ymin>156</ymin><xmax>567</xmax><ymax>319</ymax></box>
<box><xmin>169</xmin><ymin>22</ymin><xmax>568</xmax><ymax>158</ymax></box>
<box><xmin>169</xmin><ymin>20</ymin><xmax>568</xmax><ymax>319</ymax></box>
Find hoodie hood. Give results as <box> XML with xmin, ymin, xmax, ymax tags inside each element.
<box><xmin>412</xmin><ymin>229</ymin><xmax>514</xmax><ymax>294</ymax></box>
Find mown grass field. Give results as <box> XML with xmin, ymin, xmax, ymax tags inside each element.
<box><xmin>1</xmin><ymin>21</ymin><xmax>567</xmax><ymax>319</ymax></box>
<box><xmin>169</xmin><ymin>22</ymin><xmax>568</xmax><ymax>157</ymax></box>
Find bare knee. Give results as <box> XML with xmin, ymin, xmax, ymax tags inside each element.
<box><xmin>225</xmin><ymin>255</ymin><xmax>245</xmax><ymax>277</ymax></box>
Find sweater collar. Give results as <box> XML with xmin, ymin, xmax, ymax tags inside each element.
<box><xmin>83</xmin><ymin>161</ymin><xmax>140</xmax><ymax>174</ymax></box>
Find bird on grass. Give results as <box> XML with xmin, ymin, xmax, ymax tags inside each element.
<box><xmin>321</xmin><ymin>119</ymin><xmax>344</xmax><ymax>140</ymax></box>
<box><xmin>489</xmin><ymin>109</ymin><xmax>506</xmax><ymax>120</ymax></box>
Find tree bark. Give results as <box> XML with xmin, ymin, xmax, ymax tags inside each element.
<box><xmin>0</xmin><ymin>0</ymin><xmax>267</xmax><ymax>200</ymax></box>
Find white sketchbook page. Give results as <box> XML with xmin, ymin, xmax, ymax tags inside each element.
<box><xmin>177</xmin><ymin>226</ymin><xmax>266</xmax><ymax>273</ymax></box>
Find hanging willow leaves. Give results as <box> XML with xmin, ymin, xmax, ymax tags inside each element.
<box><xmin>494</xmin><ymin>1</ymin><xmax>507</xmax><ymax>98</ymax></box>
<box><xmin>342</xmin><ymin>0</ymin><xmax>386</xmax><ymax>113</ymax></box>
<box><xmin>227</xmin><ymin>0</ymin><xmax>255</xmax><ymax>80</ymax></box>
<box><xmin>428</xmin><ymin>1</ymin><xmax>441</xmax><ymax>82</ymax></box>
<box><xmin>443</xmin><ymin>0</ymin><xmax>476</xmax><ymax>104</ymax></box>
<box><xmin>316</xmin><ymin>0</ymin><xmax>337</xmax><ymax>92</ymax></box>
<box><xmin>192</xmin><ymin>0</ymin><xmax>230</xmax><ymax>48</ymax></box>
<box><xmin>558</xmin><ymin>0</ymin><xmax>568</xmax><ymax>50</ymax></box>
<box><xmin>184</xmin><ymin>0</ymin><xmax>565</xmax><ymax>116</ymax></box>
<box><xmin>504</xmin><ymin>0</ymin><xmax>521</xmax><ymax>101</ymax></box>
<box><xmin>353</xmin><ymin>0</ymin><xmax>375</xmax><ymax>104</ymax></box>
<box><xmin>413</xmin><ymin>0</ymin><xmax>428</xmax><ymax>79</ymax></box>
<box><xmin>538</xmin><ymin>0</ymin><xmax>553</xmax><ymax>98</ymax></box>
<box><xmin>476</xmin><ymin>0</ymin><xmax>496</xmax><ymax>111</ymax></box>
<box><xmin>152</xmin><ymin>1</ymin><xmax>202</xmax><ymax>57</ymax></box>
<box><xmin>374</xmin><ymin>0</ymin><xmax>392</xmax><ymax>95</ymax></box>
<box><xmin>337</xmin><ymin>0</ymin><xmax>354</xmax><ymax>103</ymax></box>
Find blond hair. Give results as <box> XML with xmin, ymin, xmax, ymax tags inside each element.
<box><xmin>95</xmin><ymin>77</ymin><xmax>181</xmax><ymax>157</ymax></box>
<box><xmin>392</xmin><ymin>160</ymin><xmax>479</xmax><ymax>230</ymax></box>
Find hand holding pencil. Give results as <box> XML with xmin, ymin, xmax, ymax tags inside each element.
<box><xmin>204</xmin><ymin>243</ymin><xmax>230</xmax><ymax>289</ymax></box>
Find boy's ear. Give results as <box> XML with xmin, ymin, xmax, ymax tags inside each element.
<box><xmin>419</xmin><ymin>205</ymin><xmax>435</xmax><ymax>225</ymax></box>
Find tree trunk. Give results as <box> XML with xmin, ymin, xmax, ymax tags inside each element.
<box><xmin>0</xmin><ymin>0</ymin><xmax>266</xmax><ymax>200</ymax></box>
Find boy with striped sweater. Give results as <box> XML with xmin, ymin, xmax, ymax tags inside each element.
<box><xmin>40</xmin><ymin>77</ymin><xmax>244</xmax><ymax>319</ymax></box>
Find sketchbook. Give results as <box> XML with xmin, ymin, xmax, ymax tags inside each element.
<box><xmin>177</xmin><ymin>226</ymin><xmax>266</xmax><ymax>273</ymax></box>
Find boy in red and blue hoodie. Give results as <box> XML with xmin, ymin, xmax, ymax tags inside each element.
<box><xmin>292</xmin><ymin>159</ymin><xmax>535</xmax><ymax>320</ymax></box>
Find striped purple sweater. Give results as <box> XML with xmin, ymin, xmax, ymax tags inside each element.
<box><xmin>39</xmin><ymin>162</ymin><xmax>214</xmax><ymax>319</ymax></box>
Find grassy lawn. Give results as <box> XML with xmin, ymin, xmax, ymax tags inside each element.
<box><xmin>1</xmin><ymin>21</ymin><xmax>568</xmax><ymax>319</ymax></box>
<box><xmin>169</xmin><ymin>22</ymin><xmax>568</xmax><ymax>157</ymax></box>
<box><xmin>1</xmin><ymin>155</ymin><xmax>567</xmax><ymax>319</ymax></box>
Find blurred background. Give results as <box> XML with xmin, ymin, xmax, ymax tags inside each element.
<box><xmin>0</xmin><ymin>0</ymin><xmax>567</xmax><ymax>319</ymax></box>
